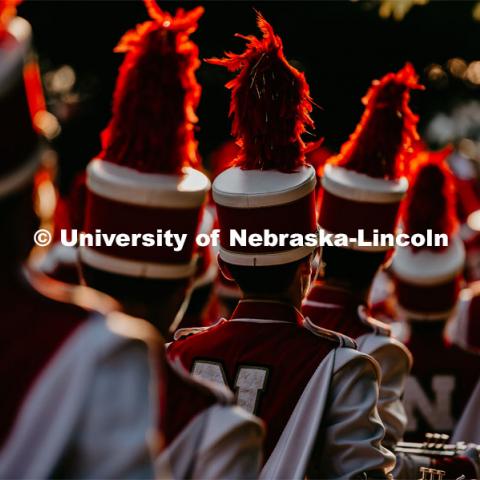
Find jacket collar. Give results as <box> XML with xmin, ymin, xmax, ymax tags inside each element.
<box><xmin>308</xmin><ymin>282</ymin><xmax>364</xmax><ymax>309</ymax></box>
<box><xmin>230</xmin><ymin>299</ymin><xmax>304</xmax><ymax>325</ymax></box>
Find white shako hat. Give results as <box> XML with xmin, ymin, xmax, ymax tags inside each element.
<box><xmin>391</xmin><ymin>148</ymin><xmax>465</xmax><ymax>320</ymax></box>
<box><xmin>209</xmin><ymin>12</ymin><xmax>318</xmax><ymax>267</ymax></box>
<box><xmin>0</xmin><ymin>2</ymin><xmax>46</xmax><ymax>199</ymax></box>
<box><xmin>80</xmin><ymin>1</ymin><xmax>210</xmax><ymax>280</ymax></box>
<box><xmin>318</xmin><ymin>63</ymin><xmax>423</xmax><ymax>252</ymax></box>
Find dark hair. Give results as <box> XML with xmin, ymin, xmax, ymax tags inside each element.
<box><xmin>321</xmin><ymin>245</ymin><xmax>386</xmax><ymax>290</ymax></box>
<box><xmin>225</xmin><ymin>256</ymin><xmax>308</xmax><ymax>296</ymax></box>
<box><xmin>81</xmin><ymin>263</ymin><xmax>189</xmax><ymax>304</ymax></box>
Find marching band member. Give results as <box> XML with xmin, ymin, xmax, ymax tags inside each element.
<box><xmin>303</xmin><ymin>64</ymin><xmax>421</xmax><ymax>478</ymax></box>
<box><xmin>303</xmin><ymin>64</ymin><xmax>420</xmax><ymax>475</ymax></box>
<box><xmin>78</xmin><ymin>2</ymin><xmax>264</xmax><ymax>477</ymax></box>
<box><xmin>168</xmin><ymin>13</ymin><xmax>395</xmax><ymax>479</ymax></box>
<box><xmin>390</xmin><ymin>150</ymin><xmax>480</xmax><ymax>477</ymax></box>
<box><xmin>0</xmin><ymin>4</ymin><xmax>159</xmax><ymax>478</ymax></box>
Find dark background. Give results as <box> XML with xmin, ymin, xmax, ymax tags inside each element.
<box><xmin>18</xmin><ymin>1</ymin><xmax>480</xmax><ymax>193</ymax></box>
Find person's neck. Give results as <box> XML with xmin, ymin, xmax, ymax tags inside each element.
<box><xmin>408</xmin><ymin>318</ymin><xmax>446</xmax><ymax>332</ymax></box>
<box><xmin>321</xmin><ymin>278</ymin><xmax>370</xmax><ymax>305</ymax></box>
<box><xmin>242</xmin><ymin>292</ymin><xmax>301</xmax><ymax>310</ymax></box>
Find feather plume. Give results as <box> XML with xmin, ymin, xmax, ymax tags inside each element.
<box><xmin>402</xmin><ymin>146</ymin><xmax>457</xmax><ymax>249</ymax></box>
<box><xmin>0</xmin><ymin>0</ymin><xmax>19</xmax><ymax>31</ymax></box>
<box><xmin>206</xmin><ymin>11</ymin><xmax>314</xmax><ymax>172</ymax></box>
<box><xmin>333</xmin><ymin>63</ymin><xmax>423</xmax><ymax>180</ymax></box>
<box><xmin>100</xmin><ymin>0</ymin><xmax>204</xmax><ymax>174</ymax></box>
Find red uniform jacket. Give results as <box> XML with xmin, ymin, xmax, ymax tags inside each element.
<box><xmin>303</xmin><ymin>283</ymin><xmax>390</xmax><ymax>339</ymax></box>
<box><xmin>167</xmin><ymin>300</ymin><xmax>342</xmax><ymax>461</ymax></box>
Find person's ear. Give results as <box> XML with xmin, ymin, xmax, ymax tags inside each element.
<box><xmin>217</xmin><ymin>255</ymin><xmax>234</xmax><ymax>281</ymax></box>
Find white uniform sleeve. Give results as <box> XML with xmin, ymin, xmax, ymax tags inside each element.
<box><xmin>313</xmin><ymin>351</ymin><xmax>396</xmax><ymax>479</ymax></box>
<box><xmin>156</xmin><ymin>404</ymin><xmax>264</xmax><ymax>480</ymax></box>
<box><xmin>367</xmin><ymin>341</ymin><xmax>424</xmax><ymax>479</ymax></box>
<box><xmin>57</xmin><ymin>340</ymin><xmax>156</xmax><ymax>479</ymax></box>
<box><xmin>370</xmin><ymin>343</ymin><xmax>411</xmax><ymax>447</ymax></box>
<box><xmin>191</xmin><ymin>404</ymin><xmax>264</xmax><ymax>479</ymax></box>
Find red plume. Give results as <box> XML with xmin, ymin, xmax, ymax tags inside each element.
<box><xmin>0</xmin><ymin>0</ymin><xmax>19</xmax><ymax>37</ymax></box>
<box><xmin>305</xmin><ymin>139</ymin><xmax>332</xmax><ymax>179</ymax></box>
<box><xmin>206</xmin><ymin>11</ymin><xmax>314</xmax><ymax>172</ymax></box>
<box><xmin>333</xmin><ymin>63</ymin><xmax>423</xmax><ymax>180</ymax></box>
<box><xmin>100</xmin><ymin>1</ymin><xmax>204</xmax><ymax>174</ymax></box>
<box><xmin>0</xmin><ymin>0</ymin><xmax>19</xmax><ymax>22</ymax></box>
<box><xmin>402</xmin><ymin>146</ymin><xmax>457</xmax><ymax>249</ymax></box>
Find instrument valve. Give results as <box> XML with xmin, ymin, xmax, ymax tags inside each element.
<box><xmin>419</xmin><ymin>466</ymin><xmax>446</xmax><ymax>480</ymax></box>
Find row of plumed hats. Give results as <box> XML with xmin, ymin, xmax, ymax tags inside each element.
<box><xmin>0</xmin><ymin>0</ymin><xmax>465</xmax><ymax>319</ymax></box>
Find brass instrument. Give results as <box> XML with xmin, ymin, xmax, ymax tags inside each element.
<box><xmin>395</xmin><ymin>433</ymin><xmax>479</xmax><ymax>480</ymax></box>
<box><xmin>418</xmin><ymin>467</ymin><xmax>446</xmax><ymax>480</ymax></box>
<box><xmin>395</xmin><ymin>433</ymin><xmax>472</xmax><ymax>458</ymax></box>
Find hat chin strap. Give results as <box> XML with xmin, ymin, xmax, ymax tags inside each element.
<box><xmin>0</xmin><ymin>148</ymin><xmax>41</xmax><ymax>199</ymax></box>
<box><xmin>79</xmin><ymin>246</ymin><xmax>197</xmax><ymax>280</ymax></box>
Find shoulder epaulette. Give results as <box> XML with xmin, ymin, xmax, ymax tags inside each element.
<box><xmin>303</xmin><ymin>316</ymin><xmax>357</xmax><ymax>349</ymax></box>
<box><xmin>173</xmin><ymin>318</ymin><xmax>226</xmax><ymax>341</ymax></box>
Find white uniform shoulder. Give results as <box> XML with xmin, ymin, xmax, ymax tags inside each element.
<box><xmin>302</xmin><ymin>315</ymin><xmax>357</xmax><ymax>348</ymax></box>
<box><xmin>0</xmin><ymin>310</ymin><xmax>159</xmax><ymax>479</ymax></box>
<box><xmin>357</xmin><ymin>329</ymin><xmax>413</xmax><ymax>370</ymax></box>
